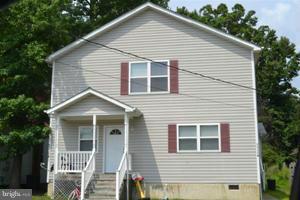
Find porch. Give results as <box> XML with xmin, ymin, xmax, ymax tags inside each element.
<box><xmin>46</xmin><ymin>88</ymin><xmax>141</xmax><ymax>200</ymax></box>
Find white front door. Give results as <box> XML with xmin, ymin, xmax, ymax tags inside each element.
<box><xmin>104</xmin><ymin>125</ymin><xmax>124</xmax><ymax>173</ymax></box>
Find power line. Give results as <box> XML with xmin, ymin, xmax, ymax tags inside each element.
<box><xmin>78</xmin><ymin>37</ymin><xmax>257</xmax><ymax>91</ymax></box>
<box><xmin>56</xmin><ymin>61</ymin><xmax>255</xmax><ymax>110</ymax></box>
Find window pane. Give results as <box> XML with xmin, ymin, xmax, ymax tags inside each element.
<box><xmin>131</xmin><ymin>78</ymin><xmax>147</xmax><ymax>93</ymax></box>
<box><xmin>151</xmin><ymin>62</ymin><xmax>168</xmax><ymax>76</ymax></box>
<box><xmin>179</xmin><ymin>126</ymin><xmax>197</xmax><ymax>137</ymax></box>
<box><xmin>200</xmin><ymin>125</ymin><xmax>218</xmax><ymax>137</ymax></box>
<box><xmin>80</xmin><ymin>140</ymin><xmax>97</xmax><ymax>151</ymax></box>
<box><xmin>200</xmin><ymin>138</ymin><xmax>219</xmax><ymax>150</ymax></box>
<box><xmin>80</xmin><ymin>127</ymin><xmax>93</xmax><ymax>139</ymax></box>
<box><xmin>131</xmin><ymin>63</ymin><xmax>147</xmax><ymax>77</ymax></box>
<box><xmin>80</xmin><ymin>140</ymin><xmax>93</xmax><ymax>151</ymax></box>
<box><xmin>179</xmin><ymin>139</ymin><xmax>197</xmax><ymax>150</ymax></box>
<box><xmin>151</xmin><ymin>77</ymin><xmax>168</xmax><ymax>92</ymax></box>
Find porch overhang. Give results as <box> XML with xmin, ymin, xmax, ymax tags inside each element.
<box><xmin>45</xmin><ymin>87</ymin><xmax>141</xmax><ymax>117</ymax></box>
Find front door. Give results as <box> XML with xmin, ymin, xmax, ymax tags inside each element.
<box><xmin>104</xmin><ymin>125</ymin><xmax>124</xmax><ymax>173</ymax></box>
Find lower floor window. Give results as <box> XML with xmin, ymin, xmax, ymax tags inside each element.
<box><xmin>79</xmin><ymin>126</ymin><xmax>98</xmax><ymax>151</ymax></box>
<box><xmin>178</xmin><ymin>124</ymin><xmax>220</xmax><ymax>152</ymax></box>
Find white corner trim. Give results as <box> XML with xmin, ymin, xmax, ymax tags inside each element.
<box><xmin>251</xmin><ymin>50</ymin><xmax>261</xmax><ymax>184</ymax></box>
<box><xmin>50</xmin><ymin>61</ymin><xmax>55</xmax><ymax>107</ymax></box>
<box><xmin>46</xmin><ymin>2</ymin><xmax>261</xmax><ymax>63</ymax></box>
<box><xmin>45</xmin><ymin>88</ymin><xmax>135</xmax><ymax>114</ymax></box>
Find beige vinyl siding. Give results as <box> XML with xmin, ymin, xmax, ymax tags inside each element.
<box><xmin>58</xmin><ymin>94</ymin><xmax>124</xmax><ymax>116</ymax></box>
<box><xmin>49</xmin><ymin>8</ymin><xmax>258</xmax><ymax>183</ymax></box>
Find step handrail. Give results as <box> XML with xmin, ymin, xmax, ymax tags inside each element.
<box><xmin>116</xmin><ymin>151</ymin><xmax>128</xmax><ymax>200</ymax></box>
<box><xmin>81</xmin><ymin>150</ymin><xmax>96</xmax><ymax>200</ymax></box>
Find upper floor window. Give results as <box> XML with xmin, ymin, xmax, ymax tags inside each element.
<box><xmin>129</xmin><ymin>61</ymin><xmax>169</xmax><ymax>94</ymax></box>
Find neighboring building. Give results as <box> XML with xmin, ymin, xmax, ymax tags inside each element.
<box><xmin>0</xmin><ymin>141</ymin><xmax>48</xmax><ymax>190</ymax></box>
<box><xmin>45</xmin><ymin>3</ymin><xmax>262</xmax><ymax>200</ymax></box>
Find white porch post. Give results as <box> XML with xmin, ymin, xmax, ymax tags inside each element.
<box><xmin>92</xmin><ymin>114</ymin><xmax>96</xmax><ymax>152</ymax></box>
<box><xmin>124</xmin><ymin>113</ymin><xmax>129</xmax><ymax>153</ymax></box>
<box><xmin>124</xmin><ymin>112</ymin><xmax>129</xmax><ymax>200</ymax></box>
<box><xmin>54</xmin><ymin>115</ymin><xmax>60</xmax><ymax>174</ymax></box>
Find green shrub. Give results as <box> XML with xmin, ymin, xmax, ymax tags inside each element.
<box><xmin>263</xmin><ymin>143</ymin><xmax>285</xmax><ymax>167</ymax></box>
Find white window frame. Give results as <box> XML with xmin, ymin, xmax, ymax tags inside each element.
<box><xmin>78</xmin><ymin>126</ymin><xmax>99</xmax><ymax>152</ymax></box>
<box><xmin>177</xmin><ymin>123</ymin><xmax>221</xmax><ymax>153</ymax></box>
<box><xmin>129</xmin><ymin>60</ymin><xmax>170</xmax><ymax>94</ymax></box>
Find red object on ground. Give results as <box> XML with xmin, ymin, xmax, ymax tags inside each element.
<box><xmin>132</xmin><ymin>173</ymin><xmax>144</xmax><ymax>181</ymax></box>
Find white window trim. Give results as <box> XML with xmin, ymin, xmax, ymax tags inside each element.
<box><xmin>128</xmin><ymin>60</ymin><xmax>170</xmax><ymax>94</ymax></box>
<box><xmin>177</xmin><ymin>123</ymin><xmax>221</xmax><ymax>153</ymax></box>
<box><xmin>78</xmin><ymin>126</ymin><xmax>99</xmax><ymax>152</ymax></box>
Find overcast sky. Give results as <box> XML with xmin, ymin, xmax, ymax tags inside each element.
<box><xmin>169</xmin><ymin>0</ymin><xmax>300</xmax><ymax>88</ymax></box>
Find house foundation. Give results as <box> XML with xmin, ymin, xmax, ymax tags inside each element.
<box><xmin>145</xmin><ymin>183</ymin><xmax>260</xmax><ymax>200</ymax></box>
<box><xmin>47</xmin><ymin>181</ymin><xmax>53</xmax><ymax>198</ymax></box>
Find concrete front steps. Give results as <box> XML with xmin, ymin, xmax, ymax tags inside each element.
<box><xmin>87</xmin><ymin>173</ymin><xmax>116</xmax><ymax>200</ymax></box>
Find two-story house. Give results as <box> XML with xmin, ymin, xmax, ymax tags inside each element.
<box><xmin>45</xmin><ymin>3</ymin><xmax>262</xmax><ymax>200</ymax></box>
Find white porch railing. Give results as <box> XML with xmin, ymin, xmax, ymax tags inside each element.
<box><xmin>81</xmin><ymin>151</ymin><xmax>96</xmax><ymax>200</ymax></box>
<box><xmin>116</xmin><ymin>152</ymin><xmax>132</xmax><ymax>200</ymax></box>
<box><xmin>57</xmin><ymin>151</ymin><xmax>92</xmax><ymax>172</ymax></box>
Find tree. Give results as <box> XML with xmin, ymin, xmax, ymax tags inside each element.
<box><xmin>177</xmin><ymin>3</ymin><xmax>300</xmax><ymax>163</ymax></box>
<box><xmin>0</xmin><ymin>0</ymin><xmax>75</xmax><ymax>188</ymax></box>
<box><xmin>0</xmin><ymin>96</ymin><xmax>49</xmax><ymax>188</ymax></box>
<box><xmin>0</xmin><ymin>0</ymin><xmax>169</xmax><ymax>188</ymax></box>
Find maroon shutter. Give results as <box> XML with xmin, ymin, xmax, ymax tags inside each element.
<box><xmin>120</xmin><ymin>62</ymin><xmax>129</xmax><ymax>95</ymax></box>
<box><xmin>170</xmin><ymin>60</ymin><xmax>179</xmax><ymax>93</ymax></box>
<box><xmin>168</xmin><ymin>124</ymin><xmax>177</xmax><ymax>153</ymax></box>
<box><xmin>221</xmin><ymin>123</ymin><xmax>230</xmax><ymax>152</ymax></box>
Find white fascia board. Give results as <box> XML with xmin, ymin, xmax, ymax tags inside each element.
<box><xmin>46</xmin><ymin>2</ymin><xmax>261</xmax><ymax>63</ymax></box>
<box><xmin>45</xmin><ymin>88</ymin><xmax>135</xmax><ymax>114</ymax></box>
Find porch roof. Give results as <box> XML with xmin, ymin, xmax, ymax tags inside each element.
<box><xmin>45</xmin><ymin>87</ymin><xmax>139</xmax><ymax>115</ymax></box>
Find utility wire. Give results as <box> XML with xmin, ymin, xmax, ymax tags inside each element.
<box><xmin>78</xmin><ymin>37</ymin><xmax>257</xmax><ymax>91</ymax></box>
<box><xmin>56</xmin><ymin>61</ymin><xmax>255</xmax><ymax>110</ymax></box>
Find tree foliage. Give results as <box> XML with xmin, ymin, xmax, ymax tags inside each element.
<box><xmin>177</xmin><ymin>4</ymin><xmax>300</xmax><ymax>163</ymax></box>
<box><xmin>0</xmin><ymin>96</ymin><xmax>49</xmax><ymax>159</ymax></box>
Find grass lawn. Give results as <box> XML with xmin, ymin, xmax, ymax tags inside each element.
<box><xmin>32</xmin><ymin>194</ymin><xmax>51</xmax><ymax>200</ymax></box>
<box><xmin>266</xmin><ymin>190</ymin><xmax>289</xmax><ymax>200</ymax></box>
<box><xmin>265</xmin><ymin>164</ymin><xmax>291</xmax><ymax>200</ymax></box>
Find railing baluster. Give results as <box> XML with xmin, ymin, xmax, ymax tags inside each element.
<box><xmin>57</xmin><ymin>153</ymin><xmax>60</xmax><ymax>171</ymax></box>
<box><xmin>66</xmin><ymin>153</ymin><xmax>68</xmax><ymax>171</ymax></box>
<box><xmin>61</xmin><ymin>153</ymin><xmax>63</xmax><ymax>171</ymax></box>
<box><xmin>75</xmin><ymin>153</ymin><xmax>78</xmax><ymax>171</ymax></box>
<box><xmin>56</xmin><ymin>151</ymin><xmax>95</xmax><ymax>172</ymax></box>
<box><xmin>72</xmin><ymin>153</ymin><xmax>74</xmax><ymax>170</ymax></box>
<box><xmin>57</xmin><ymin>153</ymin><xmax>61</xmax><ymax>170</ymax></box>
<box><xmin>83</xmin><ymin>153</ymin><xmax>85</xmax><ymax>168</ymax></box>
<box><xmin>82</xmin><ymin>153</ymin><xmax>84</xmax><ymax>169</ymax></box>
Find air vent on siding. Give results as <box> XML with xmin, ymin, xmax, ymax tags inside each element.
<box><xmin>228</xmin><ymin>185</ymin><xmax>239</xmax><ymax>190</ymax></box>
